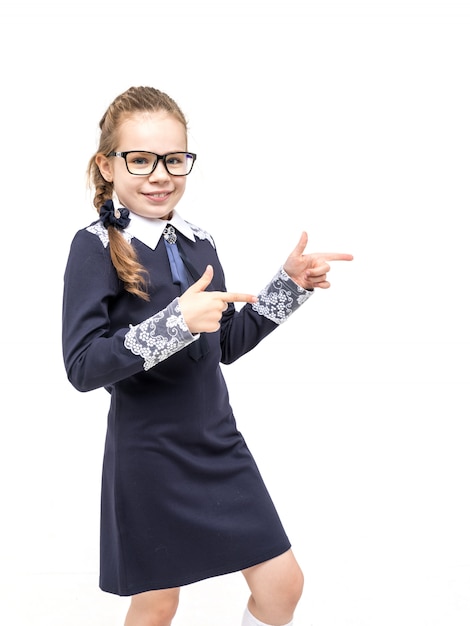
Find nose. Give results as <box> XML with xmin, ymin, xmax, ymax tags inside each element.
<box><xmin>148</xmin><ymin>159</ymin><xmax>171</xmax><ymax>182</ymax></box>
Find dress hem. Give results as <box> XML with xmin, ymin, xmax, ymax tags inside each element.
<box><xmin>99</xmin><ymin>541</ymin><xmax>292</xmax><ymax>597</ymax></box>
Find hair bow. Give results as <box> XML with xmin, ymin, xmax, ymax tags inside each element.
<box><xmin>99</xmin><ymin>199</ymin><xmax>131</xmax><ymax>230</ymax></box>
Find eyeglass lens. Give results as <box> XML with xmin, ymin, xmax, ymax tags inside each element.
<box><xmin>125</xmin><ymin>152</ymin><xmax>195</xmax><ymax>175</ymax></box>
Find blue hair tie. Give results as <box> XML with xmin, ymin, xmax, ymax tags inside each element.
<box><xmin>99</xmin><ymin>199</ymin><xmax>131</xmax><ymax>230</ymax></box>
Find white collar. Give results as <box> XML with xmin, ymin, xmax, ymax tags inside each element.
<box><xmin>123</xmin><ymin>209</ymin><xmax>195</xmax><ymax>249</ymax></box>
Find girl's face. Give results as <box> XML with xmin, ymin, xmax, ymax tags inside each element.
<box><xmin>96</xmin><ymin>111</ymin><xmax>188</xmax><ymax>220</ymax></box>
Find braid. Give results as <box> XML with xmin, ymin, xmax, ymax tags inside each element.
<box><xmin>108</xmin><ymin>228</ymin><xmax>150</xmax><ymax>300</ymax></box>
<box><xmin>86</xmin><ymin>87</ymin><xmax>188</xmax><ymax>300</ymax></box>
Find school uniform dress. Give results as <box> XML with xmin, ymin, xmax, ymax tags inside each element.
<box><xmin>62</xmin><ymin>208</ymin><xmax>313</xmax><ymax>596</ymax></box>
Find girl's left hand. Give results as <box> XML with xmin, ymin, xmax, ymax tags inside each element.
<box><xmin>283</xmin><ymin>232</ymin><xmax>353</xmax><ymax>290</ymax></box>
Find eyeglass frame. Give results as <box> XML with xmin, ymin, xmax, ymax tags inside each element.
<box><xmin>107</xmin><ymin>150</ymin><xmax>197</xmax><ymax>176</ymax></box>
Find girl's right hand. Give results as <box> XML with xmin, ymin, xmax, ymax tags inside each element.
<box><xmin>178</xmin><ymin>265</ymin><xmax>258</xmax><ymax>334</ymax></box>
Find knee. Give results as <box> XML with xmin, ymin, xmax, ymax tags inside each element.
<box><xmin>243</xmin><ymin>551</ymin><xmax>304</xmax><ymax>616</ymax></box>
<box><xmin>283</xmin><ymin>562</ymin><xmax>304</xmax><ymax>611</ymax></box>
<box><xmin>148</xmin><ymin>600</ymin><xmax>179</xmax><ymax>626</ymax></box>
<box><xmin>125</xmin><ymin>589</ymin><xmax>179</xmax><ymax>626</ymax></box>
<box><xmin>293</xmin><ymin>567</ymin><xmax>304</xmax><ymax>604</ymax></box>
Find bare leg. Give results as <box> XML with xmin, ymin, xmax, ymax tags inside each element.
<box><xmin>124</xmin><ymin>587</ymin><xmax>180</xmax><ymax>626</ymax></box>
<box><xmin>242</xmin><ymin>549</ymin><xmax>304</xmax><ymax>626</ymax></box>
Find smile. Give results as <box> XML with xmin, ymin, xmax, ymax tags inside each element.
<box><xmin>145</xmin><ymin>192</ymin><xmax>171</xmax><ymax>200</ymax></box>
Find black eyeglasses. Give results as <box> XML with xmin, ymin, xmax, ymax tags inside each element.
<box><xmin>108</xmin><ymin>151</ymin><xmax>197</xmax><ymax>176</ymax></box>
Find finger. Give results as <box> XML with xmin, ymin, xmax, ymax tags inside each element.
<box><xmin>289</xmin><ymin>231</ymin><xmax>308</xmax><ymax>258</ymax></box>
<box><xmin>220</xmin><ymin>291</ymin><xmax>258</xmax><ymax>304</ymax></box>
<box><xmin>308</xmin><ymin>262</ymin><xmax>331</xmax><ymax>276</ymax></box>
<box><xmin>313</xmin><ymin>252</ymin><xmax>354</xmax><ymax>262</ymax></box>
<box><xmin>310</xmin><ymin>273</ymin><xmax>328</xmax><ymax>283</ymax></box>
<box><xmin>187</xmin><ymin>265</ymin><xmax>214</xmax><ymax>293</ymax></box>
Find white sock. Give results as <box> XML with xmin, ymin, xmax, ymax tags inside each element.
<box><xmin>242</xmin><ymin>606</ymin><xmax>293</xmax><ymax>626</ymax></box>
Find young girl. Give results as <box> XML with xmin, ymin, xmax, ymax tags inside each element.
<box><xmin>62</xmin><ymin>86</ymin><xmax>353</xmax><ymax>626</ymax></box>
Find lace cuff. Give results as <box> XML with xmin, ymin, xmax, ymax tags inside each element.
<box><xmin>252</xmin><ymin>267</ymin><xmax>314</xmax><ymax>324</ymax></box>
<box><xmin>124</xmin><ymin>298</ymin><xmax>197</xmax><ymax>370</ymax></box>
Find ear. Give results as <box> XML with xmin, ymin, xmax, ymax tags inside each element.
<box><xmin>95</xmin><ymin>153</ymin><xmax>113</xmax><ymax>182</ymax></box>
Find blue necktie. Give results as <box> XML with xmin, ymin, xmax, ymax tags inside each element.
<box><xmin>163</xmin><ymin>225</ymin><xmax>208</xmax><ymax>360</ymax></box>
<box><xmin>164</xmin><ymin>236</ymin><xmax>191</xmax><ymax>291</ymax></box>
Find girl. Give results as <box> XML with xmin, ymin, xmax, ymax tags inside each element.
<box><xmin>62</xmin><ymin>86</ymin><xmax>353</xmax><ymax>626</ymax></box>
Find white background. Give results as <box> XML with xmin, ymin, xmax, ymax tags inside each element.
<box><xmin>0</xmin><ymin>1</ymin><xmax>469</xmax><ymax>625</ymax></box>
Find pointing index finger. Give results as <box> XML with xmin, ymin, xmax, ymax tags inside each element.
<box><xmin>315</xmin><ymin>252</ymin><xmax>354</xmax><ymax>261</ymax></box>
<box><xmin>220</xmin><ymin>292</ymin><xmax>258</xmax><ymax>304</ymax></box>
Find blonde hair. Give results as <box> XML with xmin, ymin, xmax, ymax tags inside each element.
<box><xmin>87</xmin><ymin>86</ymin><xmax>188</xmax><ymax>300</ymax></box>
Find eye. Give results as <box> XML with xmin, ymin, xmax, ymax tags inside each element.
<box><xmin>128</xmin><ymin>152</ymin><xmax>152</xmax><ymax>166</ymax></box>
<box><xmin>166</xmin><ymin>154</ymin><xmax>184</xmax><ymax>166</ymax></box>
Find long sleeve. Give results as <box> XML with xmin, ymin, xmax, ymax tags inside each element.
<box><xmin>62</xmin><ymin>228</ymin><xmax>196</xmax><ymax>392</ymax></box>
<box><xmin>219</xmin><ymin>267</ymin><xmax>314</xmax><ymax>365</ymax></box>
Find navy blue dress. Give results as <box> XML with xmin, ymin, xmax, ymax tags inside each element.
<box><xmin>62</xmin><ymin>215</ymin><xmax>312</xmax><ymax>596</ymax></box>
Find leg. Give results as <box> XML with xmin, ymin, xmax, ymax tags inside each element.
<box><xmin>124</xmin><ymin>587</ymin><xmax>180</xmax><ymax>626</ymax></box>
<box><xmin>242</xmin><ymin>549</ymin><xmax>304</xmax><ymax>626</ymax></box>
